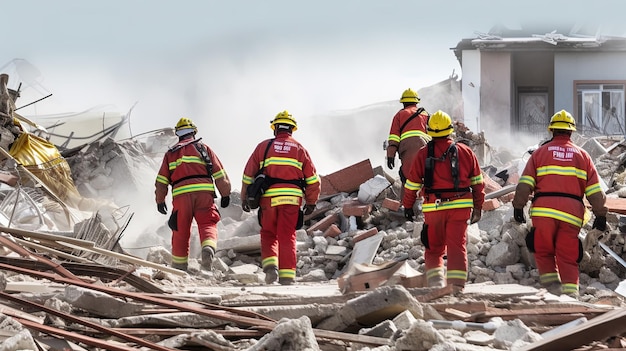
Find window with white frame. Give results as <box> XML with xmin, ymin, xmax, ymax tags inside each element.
<box><xmin>576</xmin><ymin>83</ymin><xmax>625</xmax><ymax>135</ymax></box>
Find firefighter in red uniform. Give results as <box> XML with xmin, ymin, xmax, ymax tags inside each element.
<box><xmin>512</xmin><ymin>110</ymin><xmax>607</xmax><ymax>297</ymax></box>
<box><xmin>155</xmin><ymin>118</ymin><xmax>232</xmax><ymax>272</ymax></box>
<box><xmin>241</xmin><ymin>111</ymin><xmax>321</xmax><ymax>285</ymax></box>
<box><xmin>403</xmin><ymin>110</ymin><xmax>484</xmax><ymax>289</ymax></box>
<box><xmin>386</xmin><ymin>88</ymin><xmax>431</xmax><ymax>197</ymax></box>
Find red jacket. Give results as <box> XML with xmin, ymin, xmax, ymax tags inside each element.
<box><xmin>242</xmin><ymin>131</ymin><xmax>320</xmax><ymax>205</ymax></box>
<box><xmin>387</xmin><ymin>105</ymin><xmax>430</xmax><ymax>167</ymax></box>
<box><xmin>155</xmin><ymin>138</ymin><xmax>231</xmax><ymax>203</ymax></box>
<box><xmin>403</xmin><ymin>138</ymin><xmax>485</xmax><ymax>212</ymax></box>
<box><xmin>515</xmin><ymin>134</ymin><xmax>604</xmax><ymax>227</ymax></box>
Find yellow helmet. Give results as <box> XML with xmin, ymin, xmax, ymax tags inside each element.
<box><xmin>427</xmin><ymin>110</ymin><xmax>454</xmax><ymax>137</ymax></box>
<box><xmin>175</xmin><ymin>117</ymin><xmax>198</xmax><ymax>136</ymax></box>
<box><xmin>548</xmin><ymin>110</ymin><xmax>576</xmax><ymax>131</ymax></box>
<box><xmin>400</xmin><ymin>88</ymin><xmax>420</xmax><ymax>103</ymax></box>
<box><xmin>270</xmin><ymin>110</ymin><xmax>298</xmax><ymax>132</ymax></box>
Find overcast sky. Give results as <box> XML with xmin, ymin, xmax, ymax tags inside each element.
<box><xmin>3</xmin><ymin>0</ymin><xmax>626</xmax><ymax>177</ymax></box>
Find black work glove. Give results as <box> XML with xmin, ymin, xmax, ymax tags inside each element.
<box><xmin>303</xmin><ymin>204</ymin><xmax>316</xmax><ymax>215</ymax></box>
<box><xmin>513</xmin><ymin>208</ymin><xmax>526</xmax><ymax>223</ymax></box>
<box><xmin>220</xmin><ymin>195</ymin><xmax>230</xmax><ymax>208</ymax></box>
<box><xmin>157</xmin><ymin>202</ymin><xmax>167</xmax><ymax>215</ymax></box>
<box><xmin>404</xmin><ymin>207</ymin><xmax>415</xmax><ymax>220</ymax></box>
<box><xmin>592</xmin><ymin>216</ymin><xmax>607</xmax><ymax>231</ymax></box>
<box><xmin>387</xmin><ymin>157</ymin><xmax>395</xmax><ymax>169</ymax></box>
<box><xmin>242</xmin><ymin>203</ymin><xmax>250</xmax><ymax>212</ymax></box>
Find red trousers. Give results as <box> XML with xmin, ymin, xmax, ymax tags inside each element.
<box><xmin>170</xmin><ymin>192</ymin><xmax>220</xmax><ymax>263</ymax></box>
<box><xmin>424</xmin><ymin>207</ymin><xmax>471</xmax><ymax>287</ymax></box>
<box><xmin>532</xmin><ymin>216</ymin><xmax>581</xmax><ymax>289</ymax></box>
<box><xmin>259</xmin><ymin>197</ymin><xmax>299</xmax><ymax>280</ymax></box>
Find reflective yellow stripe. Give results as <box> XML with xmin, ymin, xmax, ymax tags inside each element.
<box><xmin>172</xmin><ymin>183</ymin><xmax>214</xmax><ymax>197</ymax></box>
<box><xmin>242</xmin><ymin>175</ymin><xmax>253</xmax><ymax>184</ymax></box>
<box><xmin>271</xmin><ymin>196</ymin><xmax>300</xmax><ymax>206</ymax></box>
<box><xmin>305</xmin><ymin>174</ymin><xmax>320</xmax><ymax>184</ymax></box>
<box><xmin>278</xmin><ymin>269</ymin><xmax>296</xmax><ymax>278</ymax></box>
<box><xmin>427</xmin><ymin>267</ymin><xmax>444</xmax><ymax>279</ymax></box>
<box><xmin>562</xmin><ymin>283</ymin><xmax>579</xmax><ymax>294</ymax></box>
<box><xmin>212</xmin><ymin>169</ymin><xmax>226</xmax><ymax>180</ymax></box>
<box><xmin>470</xmin><ymin>174</ymin><xmax>483</xmax><ymax>185</ymax></box>
<box><xmin>260</xmin><ymin>157</ymin><xmax>303</xmax><ymax>170</ymax></box>
<box><xmin>388</xmin><ymin>134</ymin><xmax>400</xmax><ymax>143</ymax></box>
<box><xmin>531</xmin><ymin>207</ymin><xmax>582</xmax><ymax>227</ymax></box>
<box><xmin>156</xmin><ymin>175</ymin><xmax>169</xmax><ymax>185</ymax></box>
<box><xmin>171</xmin><ymin>255</ymin><xmax>188</xmax><ymax>264</ymax></box>
<box><xmin>540</xmin><ymin>272</ymin><xmax>560</xmax><ymax>285</ymax></box>
<box><xmin>422</xmin><ymin>198</ymin><xmax>474</xmax><ymax>212</ymax></box>
<box><xmin>585</xmin><ymin>183</ymin><xmax>602</xmax><ymax>197</ymax></box>
<box><xmin>447</xmin><ymin>270</ymin><xmax>467</xmax><ymax>281</ymax></box>
<box><xmin>404</xmin><ymin>179</ymin><xmax>422</xmax><ymax>191</ymax></box>
<box><xmin>536</xmin><ymin>165</ymin><xmax>587</xmax><ymax>180</ymax></box>
<box><xmin>263</xmin><ymin>187</ymin><xmax>304</xmax><ymax>197</ymax></box>
<box><xmin>169</xmin><ymin>155</ymin><xmax>205</xmax><ymax>170</ymax></box>
<box><xmin>519</xmin><ymin>175</ymin><xmax>535</xmax><ymax>187</ymax></box>
<box><xmin>262</xmin><ymin>256</ymin><xmax>278</xmax><ymax>268</ymax></box>
<box><xmin>201</xmin><ymin>239</ymin><xmax>216</xmax><ymax>249</ymax></box>
<box><xmin>400</xmin><ymin>130</ymin><xmax>431</xmax><ymax>141</ymax></box>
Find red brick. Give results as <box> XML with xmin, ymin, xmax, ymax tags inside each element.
<box><xmin>306</xmin><ymin>213</ymin><xmax>339</xmax><ymax>235</ymax></box>
<box><xmin>352</xmin><ymin>227</ymin><xmax>379</xmax><ymax>244</ymax></box>
<box><xmin>500</xmin><ymin>192</ymin><xmax>515</xmax><ymax>203</ymax></box>
<box><xmin>482</xmin><ymin>198</ymin><xmax>501</xmax><ymax>211</ymax></box>
<box><xmin>320</xmin><ymin>159</ymin><xmax>375</xmax><ymax>197</ymax></box>
<box><xmin>323</xmin><ymin>224</ymin><xmax>342</xmax><ymax>238</ymax></box>
<box><xmin>342</xmin><ymin>201</ymin><xmax>372</xmax><ymax>217</ymax></box>
<box><xmin>382</xmin><ymin>198</ymin><xmax>401</xmax><ymax>211</ymax></box>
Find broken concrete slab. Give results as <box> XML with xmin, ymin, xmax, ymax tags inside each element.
<box><xmin>338</xmin><ymin>260</ymin><xmax>424</xmax><ymax>293</ymax></box>
<box><xmin>61</xmin><ymin>286</ymin><xmax>144</xmax><ymax>319</ymax></box>
<box><xmin>347</xmin><ymin>232</ymin><xmax>384</xmax><ymax>269</ymax></box>
<box><xmin>316</xmin><ymin>285</ymin><xmax>424</xmax><ymax>331</ymax></box>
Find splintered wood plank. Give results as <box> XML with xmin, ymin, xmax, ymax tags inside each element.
<box><xmin>518</xmin><ymin>308</ymin><xmax>626</xmax><ymax>351</ymax></box>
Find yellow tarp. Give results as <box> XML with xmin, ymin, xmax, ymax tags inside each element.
<box><xmin>8</xmin><ymin>132</ymin><xmax>79</xmax><ymax>201</ymax></box>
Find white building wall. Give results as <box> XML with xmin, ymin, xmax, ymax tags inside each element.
<box><xmin>554</xmin><ymin>52</ymin><xmax>626</xmax><ymax>111</ymax></box>
<box><xmin>461</xmin><ymin>50</ymin><xmax>481</xmax><ymax>132</ymax></box>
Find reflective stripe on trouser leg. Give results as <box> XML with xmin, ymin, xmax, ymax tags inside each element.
<box><xmin>192</xmin><ymin>192</ymin><xmax>220</xmax><ymax>251</ymax></box>
<box><xmin>171</xmin><ymin>192</ymin><xmax>194</xmax><ymax>261</ymax></box>
<box><xmin>554</xmin><ymin>220</ymin><xmax>581</xmax><ymax>290</ymax></box>
<box><xmin>540</xmin><ymin>272</ymin><xmax>560</xmax><ymax>285</ymax></box>
<box><xmin>427</xmin><ymin>267</ymin><xmax>445</xmax><ymax>287</ymax></box>
<box><xmin>262</xmin><ymin>256</ymin><xmax>278</xmax><ymax>270</ymax></box>
<box><xmin>444</xmin><ymin>208</ymin><xmax>471</xmax><ymax>287</ymax></box>
<box><xmin>533</xmin><ymin>216</ymin><xmax>580</xmax><ymax>289</ymax></box>
<box><xmin>424</xmin><ymin>207</ymin><xmax>471</xmax><ymax>287</ymax></box>
<box><xmin>260</xmin><ymin>198</ymin><xmax>299</xmax><ymax>276</ymax></box>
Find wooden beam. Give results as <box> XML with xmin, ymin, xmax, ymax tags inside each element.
<box><xmin>59</xmin><ymin>241</ymin><xmax>186</xmax><ymax>276</ymax></box>
<box><xmin>518</xmin><ymin>309</ymin><xmax>626</xmax><ymax>351</ymax></box>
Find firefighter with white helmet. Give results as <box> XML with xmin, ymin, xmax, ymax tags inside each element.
<box><xmin>386</xmin><ymin>88</ymin><xmax>431</xmax><ymax>197</ymax></box>
<box><xmin>155</xmin><ymin>117</ymin><xmax>232</xmax><ymax>272</ymax></box>
<box><xmin>513</xmin><ymin>109</ymin><xmax>608</xmax><ymax>297</ymax></box>
<box><xmin>402</xmin><ymin>110</ymin><xmax>485</xmax><ymax>291</ymax></box>
<box><xmin>241</xmin><ymin>110</ymin><xmax>321</xmax><ymax>285</ymax></box>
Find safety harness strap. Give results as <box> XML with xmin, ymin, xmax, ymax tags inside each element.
<box><xmin>400</xmin><ymin>107</ymin><xmax>426</xmax><ymax>134</ymax></box>
<box><xmin>532</xmin><ymin>192</ymin><xmax>583</xmax><ymax>203</ymax></box>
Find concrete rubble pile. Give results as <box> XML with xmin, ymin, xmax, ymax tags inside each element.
<box><xmin>2</xmin><ymin>93</ymin><xmax>626</xmax><ymax>348</ymax></box>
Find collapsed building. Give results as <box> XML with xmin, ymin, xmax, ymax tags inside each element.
<box><xmin>0</xmin><ymin>72</ymin><xmax>626</xmax><ymax>350</ymax></box>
